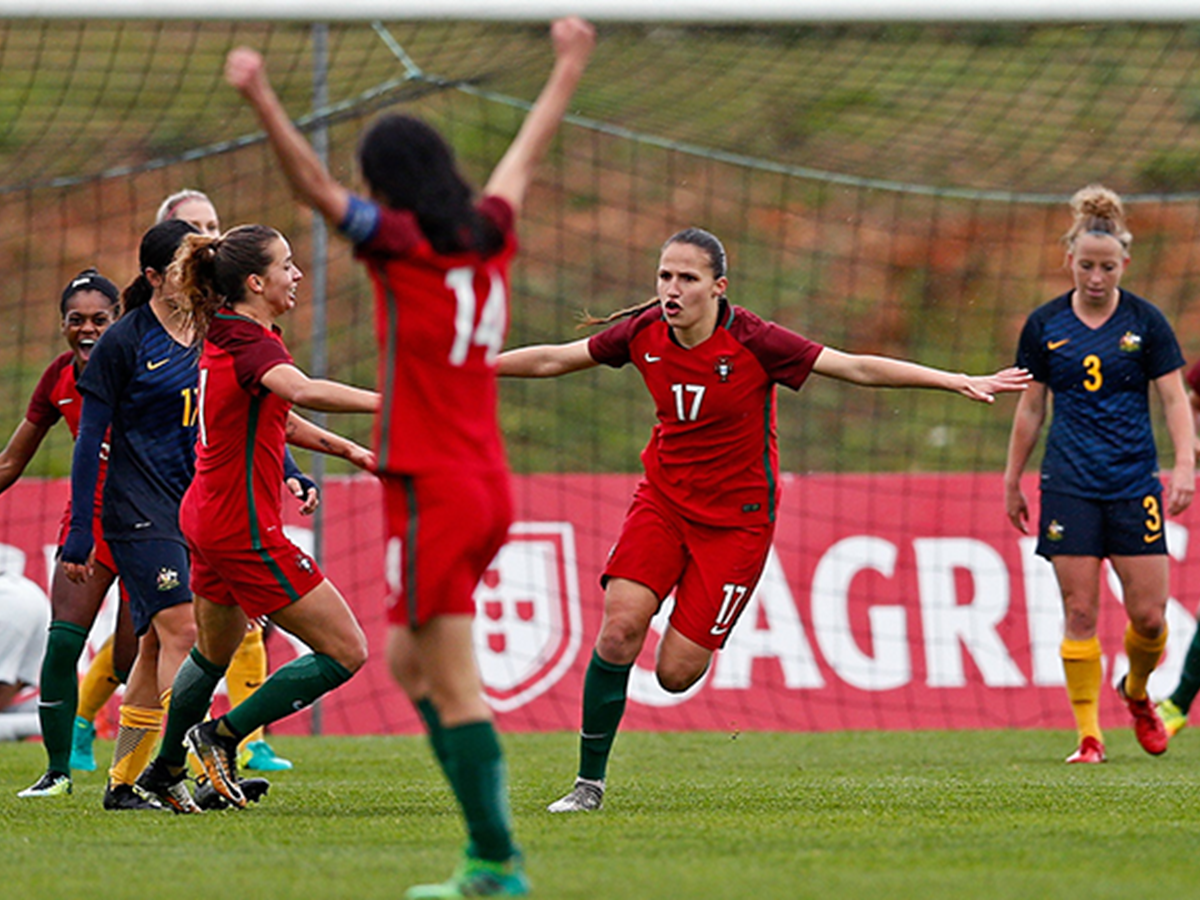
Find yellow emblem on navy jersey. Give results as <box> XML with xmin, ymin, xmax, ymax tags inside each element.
<box><xmin>156</xmin><ymin>567</ymin><xmax>181</xmax><ymax>591</ymax></box>
<box><xmin>1119</xmin><ymin>331</ymin><xmax>1142</xmax><ymax>353</ymax></box>
<box><xmin>1046</xmin><ymin>520</ymin><xmax>1065</xmax><ymax>542</ymax></box>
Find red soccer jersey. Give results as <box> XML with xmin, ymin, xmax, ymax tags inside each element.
<box><xmin>354</xmin><ymin>196</ymin><xmax>516</xmax><ymax>476</ymax></box>
<box><xmin>26</xmin><ymin>351</ymin><xmax>85</xmax><ymax>436</ymax></box>
<box><xmin>26</xmin><ymin>352</ymin><xmax>108</xmax><ymax>534</ymax></box>
<box><xmin>588</xmin><ymin>301</ymin><xmax>824</xmax><ymax>526</ymax></box>
<box><xmin>181</xmin><ymin>312</ymin><xmax>293</xmax><ymax>551</ymax></box>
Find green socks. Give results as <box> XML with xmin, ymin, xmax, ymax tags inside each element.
<box><xmin>224</xmin><ymin>652</ymin><xmax>352</xmax><ymax>738</ymax></box>
<box><xmin>160</xmin><ymin>648</ymin><xmax>226</xmax><ymax>768</ymax></box>
<box><xmin>38</xmin><ymin>621</ymin><xmax>89</xmax><ymax>774</ymax></box>
<box><xmin>1171</xmin><ymin>622</ymin><xmax>1200</xmax><ymax>713</ymax></box>
<box><xmin>442</xmin><ymin>720</ymin><xmax>517</xmax><ymax>863</ymax></box>
<box><xmin>416</xmin><ymin>696</ymin><xmax>450</xmax><ymax>775</ymax></box>
<box><xmin>579</xmin><ymin>650</ymin><xmax>632</xmax><ymax>782</ymax></box>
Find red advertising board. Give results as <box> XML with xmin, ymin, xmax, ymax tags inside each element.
<box><xmin>2</xmin><ymin>472</ymin><xmax>1196</xmax><ymax>734</ymax></box>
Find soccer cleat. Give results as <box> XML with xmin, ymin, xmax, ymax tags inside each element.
<box><xmin>70</xmin><ymin>715</ymin><xmax>98</xmax><ymax>772</ymax></box>
<box><xmin>193</xmin><ymin>774</ymin><xmax>270</xmax><ymax>811</ymax></box>
<box><xmin>135</xmin><ymin>758</ymin><xmax>203</xmax><ymax>814</ymax></box>
<box><xmin>17</xmin><ymin>770</ymin><xmax>72</xmax><ymax>798</ymax></box>
<box><xmin>1157</xmin><ymin>698</ymin><xmax>1187</xmax><ymax>738</ymax></box>
<box><xmin>1065</xmin><ymin>735</ymin><xmax>1107</xmax><ymax>764</ymax></box>
<box><xmin>103</xmin><ymin>782</ymin><xmax>167</xmax><ymax>811</ymax></box>
<box><xmin>405</xmin><ymin>854</ymin><xmax>531</xmax><ymax>899</ymax></box>
<box><xmin>546</xmin><ymin>777</ymin><xmax>604</xmax><ymax>813</ymax></box>
<box><xmin>1118</xmin><ymin>676</ymin><xmax>1169</xmax><ymax>756</ymax></box>
<box><xmin>186</xmin><ymin>720</ymin><xmax>246</xmax><ymax>808</ymax></box>
<box><xmin>240</xmin><ymin>739</ymin><xmax>293</xmax><ymax>772</ymax></box>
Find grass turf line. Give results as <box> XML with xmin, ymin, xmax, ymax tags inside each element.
<box><xmin>2</xmin><ymin>729</ymin><xmax>1200</xmax><ymax>899</ymax></box>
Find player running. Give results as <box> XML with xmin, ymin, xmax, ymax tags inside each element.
<box><xmin>498</xmin><ymin>226</ymin><xmax>1030</xmax><ymax>812</ymax></box>
<box><xmin>134</xmin><ymin>224</ymin><xmax>376</xmax><ymax>814</ymax></box>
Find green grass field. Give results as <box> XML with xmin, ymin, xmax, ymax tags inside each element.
<box><xmin>3</xmin><ymin>729</ymin><xmax>1200</xmax><ymax>899</ymax></box>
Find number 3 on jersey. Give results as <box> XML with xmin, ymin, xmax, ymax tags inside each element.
<box><xmin>446</xmin><ymin>266</ymin><xmax>506</xmax><ymax>366</ymax></box>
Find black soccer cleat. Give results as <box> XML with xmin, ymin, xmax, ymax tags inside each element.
<box><xmin>194</xmin><ymin>774</ymin><xmax>270</xmax><ymax>811</ymax></box>
<box><xmin>135</xmin><ymin>758</ymin><xmax>203</xmax><ymax>814</ymax></box>
<box><xmin>103</xmin><ymin>782</ymin><xmax>168</xmax><ymax>812</ymax></box>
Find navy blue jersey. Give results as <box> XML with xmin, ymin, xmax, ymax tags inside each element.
<box><xmin>1016</xmin><ymin>289</ymin><xmax>1183</xmax><ymax>500</ymax></box>
<box><xmin>77</xmin><ymin>304</ymin><xmax>199</xmax><ymax>542</ymax></box>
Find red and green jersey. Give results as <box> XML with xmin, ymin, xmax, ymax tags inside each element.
<box><xmin>351</xmin><ymin>196</ymin><xmax>516</xmax><ymax>477</ymax></box>
<box><xmin>26</xmin><ymin>351</ymin><xmax>108</xmax><ymax>535</ymax></box>
<box><xmin>588</xmin><ymin>300</ymin><xmax>823</xmax><ymax>526</ymax></box>
<box><xmin>182</xmin><ymin>312</ymin><xmax>292</xmax><ymax>551</ymax></box>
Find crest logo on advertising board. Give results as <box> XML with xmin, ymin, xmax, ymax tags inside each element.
<box><xmin>474</xmin><ymin>522</ymin><xmax>583</xmax><ymax>712</ymax></box>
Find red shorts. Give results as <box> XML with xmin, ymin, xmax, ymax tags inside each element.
<box><xmin>56</xmin><ymin>504</ymin><xmax>117</xmax><ymax>574</ymax></box>
<box><xmin>604</xmin><ymin>482</ymin><xmax>774</xmax><ymax>651</ymax></box>
<box><xmin>188</xmin><ymin>539</ymin><xmax>325</xmax><ymax>619</ymax></box>
<box><xmin>382</xmin><ymin>470</ymin><xmax>512</xmax><ymax>629</ymax></box>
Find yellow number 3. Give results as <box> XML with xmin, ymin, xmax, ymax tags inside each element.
<box><xmin>1082</xmin><ymin>354</ymin><xmax>1103</xmax><ymax>392</ymax></box>
<box><xmin>1144</xmin><ymin>495</ymin><xmax>1163</xmax><ymax>535</ymax></box>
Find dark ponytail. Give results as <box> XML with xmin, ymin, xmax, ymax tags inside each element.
<box><xmin>122</xmin><ymin>219</ymin><xmax>199</xmax><ymax>311</ymax></box>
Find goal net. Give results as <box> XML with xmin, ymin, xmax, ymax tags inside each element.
<box><xmin>3</xmin><ymin>11</ymin><xmax>1199</xmax><ymax>735</ymax></box>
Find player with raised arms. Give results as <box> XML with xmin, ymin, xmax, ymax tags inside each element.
<box><xmin>225</xmin><ymin>15</ymin><xmax>594</xmax><ymax>898</ymax></box>
<box><xmin>498</xmin><ymin>226</ymin><xmax>1031</xmax><ymax>812</ymax></box>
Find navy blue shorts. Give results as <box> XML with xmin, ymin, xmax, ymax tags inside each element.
<box><xmin>1036</xmin><ymin>489</ymin><xmax>1168</xmax><ymax>559</ymax></box>
<box><xmin>107</xmin><ymin>538</ymin><xmax>192</xmax><ymax>635</ymax></box>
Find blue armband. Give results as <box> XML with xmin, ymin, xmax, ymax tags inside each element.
<box><xmin>338</xmin><ymin>194</ymin><xmax>381</xmax><ymax>246</ymax></box>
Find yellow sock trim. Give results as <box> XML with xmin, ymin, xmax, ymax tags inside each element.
<box><xmin>77</xmin><ymin>636</ymin><xmax>121</xmax><ymax>721</ymax></box>
<box><xmin>1062</xmin><ymin>637</ymin><xmax>1103</xmax><ymax>743</ymax></box>
<box><xmin>228</xmin><ymin>626</ymin><xmax>267</xmax><ymax>747</ymax></box>
<box><xmin>1123</xmin><ymin>623</ymin><xmax>1167</xmax><ymax>701</ymax></box>
<box><xmin>108</xmin><ymin>705</ymin><xmax>164</xmax><ymax>786</ymax></box>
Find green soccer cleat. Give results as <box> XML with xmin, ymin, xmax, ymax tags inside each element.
<box><xmin>239</xmin><ymin>739</ymin><xmax>293</xmax><ymax>772</ymax></box>
<box><xmin>70</xmin><ymin>715</ymin><xmax>98</xmax><ymax>772</ymax></box>
<box><xmin>18</xmin><ymin>770</ymin><xmax>72</xmax><ymax>798</ymax></box>
<box><xmin>1157</xmin><ymin>698</ymin><xmax>1187</xmax><ymax>738</ymax></box>
<box><xmin>405</xmin><ymin>855</ymin><xmax>531</xmax><ymax>899</ymax></box>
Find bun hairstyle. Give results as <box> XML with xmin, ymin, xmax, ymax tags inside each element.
<box><xmin>60</xmin><ymin>268</ymin><xmax>120</xmax><ymax>315</ymax></box>
<box><xmin>171</xmin><ymin>224</ymin><xmax>281</xmax><ymax>345</ymax></box>
<box><xmin>122</xmin><ymin>219</ymin><xmax>200</xmax><ymax>311</ymax></box>
<box><xmin>1063</xmin><ymin>184</ymin><xmax>1132</xmax><ymax>253</ymax></box>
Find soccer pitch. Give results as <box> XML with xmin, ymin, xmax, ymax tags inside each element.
<box><xmin>3</xmin><ymin>729</ymin><xmax>1200</xmax><ymax>899</ymax></box>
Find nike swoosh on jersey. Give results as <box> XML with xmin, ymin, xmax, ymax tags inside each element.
<box><xmin>1144</xmin><ymin>532</ymin><xmax>1164</xmax><ymax>544</ymax></box>
<box><xmin>56</xmin><ymin>397</ymin><xmax>74</xmax><ymax>406</ymax></box>
<box><xmin>709</xmin><ymin>625</ymin><xmax>730</xmax><ymax>636</ymax></box>
<box><xmin>1047</xmin><ymin>339</ymin><xmax>1070</xmax><ymax>350</ymax></box>
<box><xmin>643</xmin><ymin>353</ymin><xmax>661</xmax><ymax>363</ymax></box>
<box><xmin>146</xmin><ymin>358</ymin><xmax>170</xmax><ymax>370</ymax></box>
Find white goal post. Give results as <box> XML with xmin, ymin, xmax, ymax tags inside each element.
<box><xmin>5</xmin><ymin>0</ymin><xmax>1200</xmax><ymax>20</ymax></box>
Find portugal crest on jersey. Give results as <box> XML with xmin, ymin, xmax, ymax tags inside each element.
<box><xmin>473</xmin><ymin>523</ymin><xmax>583</xmax><ymax>712</ymax></box>
<box><xmin>715</xmin><ymin>356</ymin><xmax>734</xmax><ymax>382</ymax></box>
